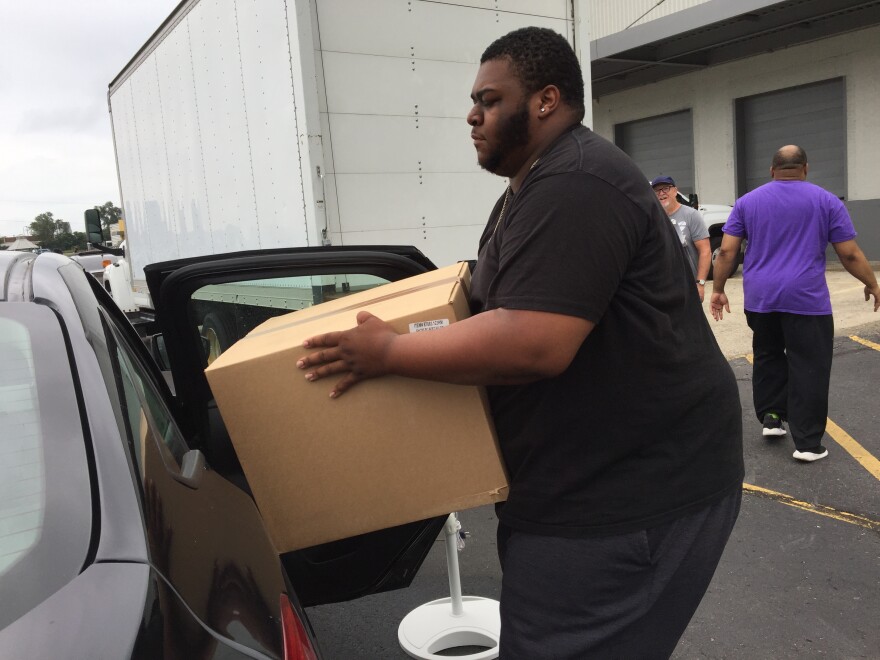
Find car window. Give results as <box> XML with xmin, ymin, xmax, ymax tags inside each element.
<box><xmin>0</xmin><ymin>305</ymin><xmax>92</xmax><ymax>629</ymax></box>
<box><xmin>0</xmin><ymin>317</ymin><xmax>43</xmax><ymax>574</ymax></box>
<box><xmin>190</xmin><ymin>273</ymin><xmax>392</xmax><ymax>364</ymax></box>
<box><xmin>107</xmin><ymin>320</ymin><xmax>189</xmax><ymax>478</ymax></box>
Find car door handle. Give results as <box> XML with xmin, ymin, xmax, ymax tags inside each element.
<box><xmin>173</xmin><ymin>449</ymin><xmax>206</xmax><ymax>489</ymax></box>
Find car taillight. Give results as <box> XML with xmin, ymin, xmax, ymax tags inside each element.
<box><xmin>280</xmin><ymin>593</ymin><xmax>318</xmax><ymax>660</ymax></box>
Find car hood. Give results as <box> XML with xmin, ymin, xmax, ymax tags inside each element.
<box><xmin>699</xmin><ymin>203</ymin><xmax>733</xmax><ymax>227</ymax></box>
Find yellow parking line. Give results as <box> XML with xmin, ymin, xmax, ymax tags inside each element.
<box><xmin>743</xmin><ymin>483</ymin><xmax>880</xmax><ymax>531</ymax></box>
<box><xmin>850</xmin><ymin>335</ymin><xmax>880</xmax><ymax>352</ymax></box>
<box><xmin>825</xmin><ymin>418</ymin><xmax>880</xmax><ymax>481</ymax></box>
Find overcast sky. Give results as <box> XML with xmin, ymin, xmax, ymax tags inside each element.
<box><xmin>0</xmin><ymin>0</ymin><xmax>180</xmax><ymax>238</ymax></box>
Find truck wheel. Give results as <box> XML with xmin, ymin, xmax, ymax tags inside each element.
<box><xmin>710</xmin><ymin>244</ymin><xmax>740</xmax><ymax>281</ymax></box>
<box><xmin>707</xmin><ymin>236</ymin><xmax>722</xmax><ymax>280</ymax></box>
<box><xmin>202</xmin><ymin>312</ymin><xmax>234</xmax><ymax>365</ymax></box>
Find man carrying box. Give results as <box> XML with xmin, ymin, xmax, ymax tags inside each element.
<box><xmin>298</xmin><ymin>27</ymin><xmax>743</xmax><ymax>659</ymax></box>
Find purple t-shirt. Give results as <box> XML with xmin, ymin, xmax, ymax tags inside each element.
<box><xmin>723</xmin><ymin>180</ymin><xmax>856</xmax><ymax>314</ymax></box>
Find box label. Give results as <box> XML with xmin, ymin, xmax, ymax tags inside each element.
<box><xmin>409</xmin><ymin>319</ymin><xmax>450</xmax><ymax>333</ymax></box>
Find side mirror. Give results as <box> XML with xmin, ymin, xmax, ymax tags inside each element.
<box><xmin>173</xmin><ymin>449</ymin><xmax>206</xmax><ymax>489</ymax></box>
<box><xmin>84</xmin><ymin>209</ymin><xmax>104</xmax><ymax>246</ymax></box>
<box><xmin>84</xmin><ymin>209</ymin><xmax>125</xmax><ymax>256</ymax></box>
<box><xmin>688</xmin><ymin>193</ymin><xmax>699</xmax><ymax>209</ymax></box>
<box><xmin>144</xmin><ymin>333</ymin><xmax>171</xmax><ymax>371</ymax></box>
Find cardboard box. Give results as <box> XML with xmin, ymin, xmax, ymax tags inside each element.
<box><xmin>205</xmin><ymin>262</ymin><xmax>508</xmax><ymax>552</ymax></box>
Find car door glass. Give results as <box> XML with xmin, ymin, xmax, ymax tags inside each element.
<box><xmin>111</xmin><ymin>324</ymin><xmax>189</xmax><ymax>476</ymax></box>
<box><xmin>190</xmin><ymin>273</ymin><xmax>391</xmax><ymax>364</ymax></box>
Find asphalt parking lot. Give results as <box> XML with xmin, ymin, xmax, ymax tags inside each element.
<box><xmin>307</xmin><ymin>270</ymin><xmax>880</xmax><ymax>659</ymax></box>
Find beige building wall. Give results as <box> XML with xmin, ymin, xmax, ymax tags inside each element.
<box><xmin>590</xmin><ymin>24</ymin><xmax>880</xmax><ymax>206</ymax></box>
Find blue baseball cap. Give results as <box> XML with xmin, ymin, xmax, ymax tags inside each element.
<box><xmin>650</xmin><ymin>175</ymin><xmax>676</xmax><ymax>188</ymax></box>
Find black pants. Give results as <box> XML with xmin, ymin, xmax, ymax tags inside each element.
<box><xmin>496</xmin><ymin>488</ymin><xmax>742</xmax><ymax>660</ymax></box>
<box><xmin>746</xmin><ymin>311</ymin><xmax>834</xmax><ymax>451</ymax></box>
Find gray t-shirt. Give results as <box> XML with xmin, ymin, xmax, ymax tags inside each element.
<box><xmin>669</xmin><ymin>205</ymin><xmax>708</xmax><ymax>277</ymax></box>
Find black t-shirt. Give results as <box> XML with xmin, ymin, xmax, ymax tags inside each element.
<box><xmin>470</xmin><ymin>125</ymin><xmax>743</xmax><ymax>538</ymax></box>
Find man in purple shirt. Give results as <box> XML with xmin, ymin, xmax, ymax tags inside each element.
<box><xmin>711</xmin><ymin>145</ymin><xmax>880</xmax><ymax>462</ymax></box>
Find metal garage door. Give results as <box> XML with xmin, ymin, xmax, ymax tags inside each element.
<box><xmin>735</xmin><ymin>78</ymin><xmax>846</xmax><ymax>197</ymax></box>
<box><xmin>614</xmin><ymin>110</ymin><xmax>695</xmax><ymax>194</ymax></box>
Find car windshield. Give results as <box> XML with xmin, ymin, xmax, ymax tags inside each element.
<box><xmin>0</xmin><ymin>303</ymin><xmax>93</xmax><ymax>629</ymax></box>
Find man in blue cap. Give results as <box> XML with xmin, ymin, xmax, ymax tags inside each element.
<box><xmin>651</xmin><ymin>175</ymin><xmax>711</xmax><ymax>301</ymax></box>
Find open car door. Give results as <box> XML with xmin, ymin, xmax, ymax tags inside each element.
<box><xmin>144</xmin><ymin>246</ymin><xmax>448</xmax><ymax>607</ymax></box>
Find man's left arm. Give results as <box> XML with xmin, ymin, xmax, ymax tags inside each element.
<box><xmin>832</xmin><ymin>239</ymin><xmax>880</xmax><ymax>311</ymax></box>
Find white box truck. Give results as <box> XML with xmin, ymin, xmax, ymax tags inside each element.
<box><xmin>99</xmin><ymin>0</ymin><xmax>592</xmax><ymax>322</ymax></box>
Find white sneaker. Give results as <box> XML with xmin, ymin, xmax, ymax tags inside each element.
<box><xmin>792</xmin><ymin>447</ymin><xmax>829</xmax><ymax>462</ymax></box>
<box><xmin>762</xmin><ymin>413</ymin><xmax>786</xmax><ymax>437</ymax></box>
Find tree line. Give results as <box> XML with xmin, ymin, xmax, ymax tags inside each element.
<box><xmin>3</xmin><ymin>202</ymin><xmax>122</xmax><ymax>252</ymax></box>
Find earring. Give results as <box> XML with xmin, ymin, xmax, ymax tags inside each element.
<box><xmin>540</xmin><ymin>107</ymin><xmax>545</xmax><ymax>112</ymax></box>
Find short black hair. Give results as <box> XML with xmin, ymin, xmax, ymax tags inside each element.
<box><xmin>772</xmin><ymin>146</ymin><xmax>808</xmax><ymax>170</ymax></box>
<box><xmin>481</xmin><ymin>27</ymin><xmax>585</xmax><ymax>121</ymax></box>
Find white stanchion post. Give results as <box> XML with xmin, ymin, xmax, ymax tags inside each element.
<box><xmin>397</xmin><ymin>513</ymin><xmax>501</xmax><ymax>660</ymax></box>
<box><xmin>444</xmin><ymin>514</ymin><xmax>464</xmax><ymax>616</ymax></box>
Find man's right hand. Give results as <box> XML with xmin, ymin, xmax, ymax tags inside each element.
<box><xmin>298</xmin><ymin>311</ymin><xmax>397</xmax><ymax>398</ymax></box>
<box><xmin>710</xmin><ymin>292</ymin><xmax>730</xmax><ymax>321</ymax></box>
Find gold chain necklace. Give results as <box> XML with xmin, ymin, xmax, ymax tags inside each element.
<box><xmin>490</xmin><ymin>187</ymin><xmax>512</xmax><ymax>240</ymax></box>
<box><xmin>490</xmin><ymin>158</ymin><xmax>540</xmax><ymax>241</ymax></box>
